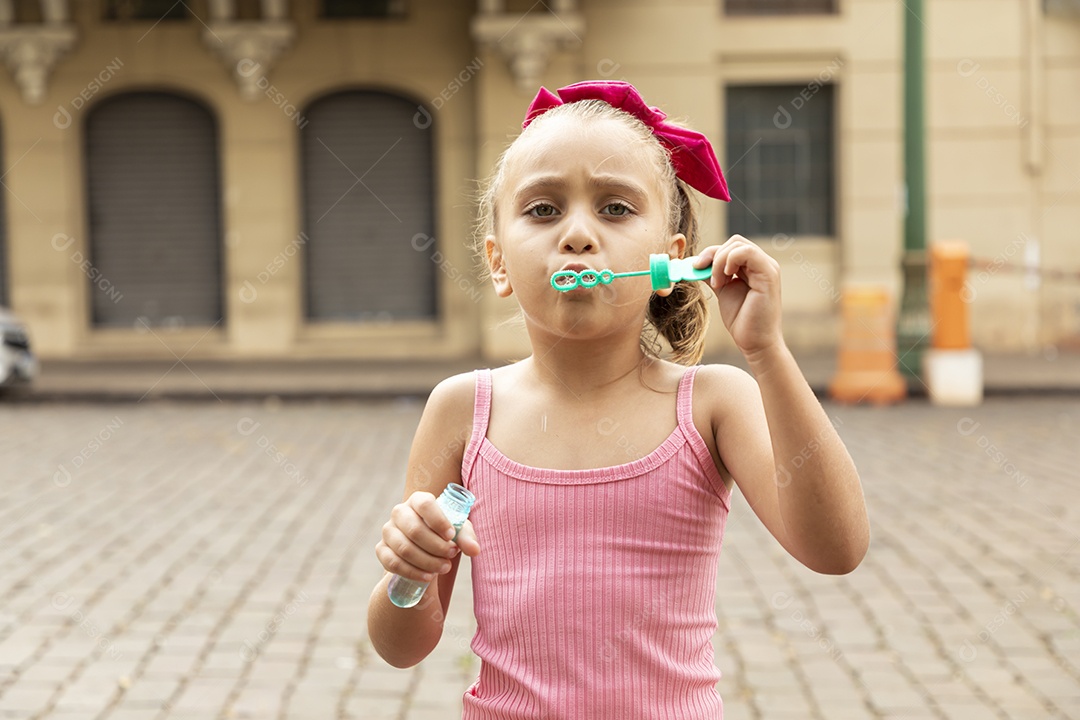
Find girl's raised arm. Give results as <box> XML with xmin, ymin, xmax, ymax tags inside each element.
<box><xmin>367</xmin><ymin>372</ymin><xmax>480</xmax><ymax>667</ymax></box>
<box><xmin>696</xmin><ymin>236</ymin><xmax>870</xmax><ymax>575</ymax></box>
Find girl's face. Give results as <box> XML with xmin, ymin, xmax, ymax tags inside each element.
<box><xmin>486</xmin><ymin>113</ymin><xmax>686</xmax><ymax>340</ymax></box>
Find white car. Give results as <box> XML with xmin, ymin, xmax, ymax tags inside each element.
<box><xmin>0</xmin><ymin>307</ymin><xmax>37</xmax><ymax>387</ymax></box>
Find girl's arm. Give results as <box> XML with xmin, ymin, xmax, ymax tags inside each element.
<box><xmin>367</xmin><ymin>373</ymin><xmax>480</xmax><ymax>667</ymax></box>
<box><xmin>696</xmin><ymin>237</ymin><xmax>870</xmax><ymax>575</ymax></box>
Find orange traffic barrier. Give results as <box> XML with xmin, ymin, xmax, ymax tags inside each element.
<box><xmin>930</xmin><ymin>240</ymin><xmax>970</xmax><ymax>349</ymax></box>
<box><xmin>925</xmin><ymin>239</ymin><xmax>983</xmax><ymax>405</ymax></box>
<box><xmin>828</xmin><ymin>288</ymin><xmax>907</xmax><ymax>405</ymax></box>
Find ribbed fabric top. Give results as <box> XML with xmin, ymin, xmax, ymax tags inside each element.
<box><xmin>460</xmin><ymin>366</ymin><xmax>732</xmax><ymax>719</ymax></box>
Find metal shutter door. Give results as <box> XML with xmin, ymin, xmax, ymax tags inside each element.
<box><xmin>0</xmin><ymin>128</ymin><xmax>6</xmax><ymax>306</ymax></box>
<box><xmin>86</xmin><ymin>92</ymin><xmax>222</xmax><ymax>328</ymax></box>
<box><xmin>302</xmin><ymin>91</ymin><xmax>436</xmax><ymax>322</ymax></box>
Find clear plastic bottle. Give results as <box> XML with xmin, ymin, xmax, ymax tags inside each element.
<box><xmin>387</xmin><ymin>483</ymin><xmax>476</xmax><ymax>608</ymax></box>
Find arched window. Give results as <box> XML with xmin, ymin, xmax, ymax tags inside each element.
<box><xmin>301</xmin><ymin>90</ymin><xmax>436</xmax><ymax>322</ymax></box>
<box><xmin>85</xmin><ymin>92</ymin><xmax>223</xmax><ymax>328</ymax></box>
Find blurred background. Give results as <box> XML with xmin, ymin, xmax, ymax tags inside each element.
<box><xmin>0</xmin><ymin>0</ymin><xmax>1077</xmax><ymax>395</ymax></box>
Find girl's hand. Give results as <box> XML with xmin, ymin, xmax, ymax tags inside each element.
<box><xmin>694</xmin><ymin>235</ymin><xmax>783</xmax><ymax>359</ymax></box>
<box><xmin>376</xmin><ymin>491</ymin><xmax>481</xmax><ymax>583</ymax></box>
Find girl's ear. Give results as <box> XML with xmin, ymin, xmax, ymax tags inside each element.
<box><xmin>654</xmin><ymin>232</ymin><xmax>688</xmax><ymax>298</ymax></box>
<box><xmin>667</xmin><ymin>232</ymin><xmax>687</xmax><ymax>261</ymax></box>
<box><xmin>485</xmin><ymin>235</ymin><xmax>513</xmax><ymax>298</ymax></box>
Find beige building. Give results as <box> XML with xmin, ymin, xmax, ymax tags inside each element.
<box><xmin>1</xmin><ymin>0</ymin><xmax>1077</xmax><ymax>364</ymax></box>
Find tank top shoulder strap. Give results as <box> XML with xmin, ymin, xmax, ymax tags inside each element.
<box><xmin>675</xmin><ymin>365</ymin><xmax>699</xmax><ymax>430</ymax></box>
<box><xmin>461</xmin><ymin>367</ymin><xmax>492</xmax><ymax>484</ymax></box>
<box><xmin>676</xmin><ymin>365</ymin><xmax>731</xmax><ymax>505</ymax></box>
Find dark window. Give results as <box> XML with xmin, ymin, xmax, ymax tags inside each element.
<box><xmin>85</xmin><ymin>92</ymin><xmax>223</xmax><ymax>328</ymax></box>
<box><xmin>725</xmin><ymin>0</ymin><xmax>836</xmax><ymax>15</ymax></box>
<box><xmin>0</xmin><ymin>123</ymin><xmax>6</xmax><ymax>306</ymax></box>
<box><xmin>12</xmin><ymin>0</ymin><xmax>42</xmax><ymax>22</ymax></box>
<box><xmin>301</xmin><ymin>91</ymin><xmax>436</xmax><ymax>322</ymax></box>
<box><xmin>725</xmin><ymin>84</ymin><xmax>835</xmax><ymax>237</ymax></box>
<box><xmin>321</xmin><ymin>0</ymin><xmax>406</xmax><ymax>18</ymax></box>
<box><xmin>104</xmin><ymin>0</ymin><xmax>188</xmax><ymax>21</ymax></box>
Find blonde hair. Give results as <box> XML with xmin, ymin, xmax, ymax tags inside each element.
<box><xmin>475</xmin><ymin>99</ymin><xmax>709</xmax><ymax>365</ymax></box>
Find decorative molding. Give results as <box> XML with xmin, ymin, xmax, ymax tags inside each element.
<box><xmin>0</xmin><ymin>24</ymin><xmax>76</xmax><ymax>104</ymax></box>
<box><xmin>203</xmin><ymin>20</ymin><xmax>294</xmax><ymax>100</ymax></box>
<box><xmin>471</xmin><ymin>10</ymin><xmax>584</xmax><ymax>92</ymax></box>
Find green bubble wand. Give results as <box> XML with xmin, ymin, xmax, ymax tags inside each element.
<box><xmin>551</xmin><ymin>254</ymin><xmax>714</xmax><ymax>292</ymax></box>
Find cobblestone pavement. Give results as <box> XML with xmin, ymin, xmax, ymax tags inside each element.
<box><xmin>0</xmin><ymin>396</ymin><xmax>1077</xmax><ymax>719</ymax></box>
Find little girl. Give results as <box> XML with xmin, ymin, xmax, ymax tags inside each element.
<box><xmin>368</xmin><ymin>80</ymin><xmax>869</xmax><ymax>718</ymax></box>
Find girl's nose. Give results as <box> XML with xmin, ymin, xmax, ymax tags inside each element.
<box><xmin>559</xmin><ymin>209</ymin><xmax>598</xmax><ymax>254</ymax></box>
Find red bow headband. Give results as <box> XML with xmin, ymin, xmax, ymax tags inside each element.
<box><xmin>522</xmin><ymin>80</ymin><xmax>731</xmax><ymax>202</ymax></box>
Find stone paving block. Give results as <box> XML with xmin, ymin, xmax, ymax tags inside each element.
<box><xmin>52</xmin><ymin>681</ymin><xmax>116</xmax><ymax>714</ymax></box>
<box><xmin>344</xmin><ymin>691</ymin><xmax>405</xmax><ymax>719</ymax></box>
<box><xmin>169</xmin><ymin>676</ymin><xmax>234</xmax><ymax>712</ymax></box>
<box><xmin>246</xmin><ymin>659</ymin><xmax>302</xmax><ymax>684</ymax></box>
<box><xmin>140</xmin><ymin>651</ymin><xmax>202</xmax><ymax>679</ymax></box>
<box><xmin>227</xmin><ymin>684</ymin><xmax>286</xmax><ymax>718</ymax></box>
<box><xmin>753</xmin><ymin>689</ymin><xmax>814</xmax><ymax>714</ymax></box>
<box><xmin>0</xmin><ymin>682</ymin><xmax>56</xmax><ymax>713</ymax></box>
<box><xmin>117</xmin><ymin>677</ymin><xmax>182</xmax><ymax>707</ymax></box>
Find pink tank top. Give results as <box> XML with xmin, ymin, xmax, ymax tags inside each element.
<box><xmin>460</xmin><ymin>366</ymin><xmax>732</xmax><ymax>719</ymax></box>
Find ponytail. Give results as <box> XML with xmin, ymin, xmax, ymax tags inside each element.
<box><xmin>645</xmin><ymin>182</ymin><xmax>710</xmax><ymax>365</ymax></box>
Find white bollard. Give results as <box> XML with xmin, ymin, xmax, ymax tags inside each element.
<box><xmin>924</xmin><ymin>348</ymin><xmax>983</xmax><ymax>406</ymax></box>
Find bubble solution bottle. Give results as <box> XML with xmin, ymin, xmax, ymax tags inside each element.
<box><xmin>387</xmin><ymin>483</ymin><xmax>476</xmax><ymax>608</ymax></box>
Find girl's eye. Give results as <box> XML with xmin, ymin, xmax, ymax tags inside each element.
<box><xmin>601</xmin><ymin>203</ymin><xmax>631</xmax><ymax>217</ymax></box>
<box><xmin>527</xmin><ymin>203</ymin><xmax>557</xmax><ymax>218</ymax></box>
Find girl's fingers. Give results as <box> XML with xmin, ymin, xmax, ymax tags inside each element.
<box><xmin>692</xmin><ymin>245</ymin><xmax>718</xmax><ymax>268</ymax></box>
<box><xmin>455</xmin><ymin>519</ymin><xmax>481</xmax><ymax>557</ymax></box>
<box><xmin>388</xmin><ymin>502</ymin><xmax>459</xmax><ymax>572</ymax></box>
<box><xmin>693</xmin><ymin>235</ymin><xmax>746</xmax><ymax>268</ymax></box>
<box><xmin>711</xmin><ymin>242</ymin><xmax>777</xmax><ymax>287</ymax></box>
<box><xmin>378</xmin><ymin>525</ymin><xmax>448</xmax><ymax>581</ymax></box>
<box><xmin>375</xmin><ymin>542</ymin><xmax>432</xmax><ymax>582</ymax></box>
<box><xmin>382</xmin><ymin>520</ymin><xmax>449</xmax><ymax>578</ymax></box>
<box><xmin>409</xmin><ymin>491</ymin><xmax>458</xmax><ymax>542</ymax></box>
<box><xmin>392</xmin><ymin>500</ymin><xmax>451</xmax><ymax>554</ymax></box>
